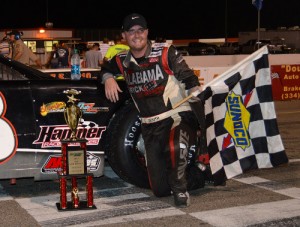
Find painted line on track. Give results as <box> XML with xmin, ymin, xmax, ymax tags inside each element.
<box><xmin>190</xmin><ymin>199</ymin><xmax>299</xmax><ymax>227</ymax></box>
<box><xmin>1</xmin><ymin>159</ymin><xmax>299</xmax><ymax>226</ymax></box>
<box><xmin>190</xmin><ymin>167</ymin><xmax>300</xmax><ymax>227</ymax></box>
<box><xmin>16</xmin><ymin>188</ymin><xmax>185</xmax><ymax>227</ymax></box>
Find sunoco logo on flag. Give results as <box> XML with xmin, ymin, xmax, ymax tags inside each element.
<box><xmin>224</xmin><ymin>92</ymin><xmax>251</xmax><ymax>150</ymax></box>
<box><xmin>201</xmin><ymin>46</ymin><xmax>288</xmax><ymax>185</ymax></box>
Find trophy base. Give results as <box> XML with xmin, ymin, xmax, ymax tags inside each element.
<box><xmin>56</xmin><ymin>201</ymin><xmax>97</xmax><ymax>211</ymax></box>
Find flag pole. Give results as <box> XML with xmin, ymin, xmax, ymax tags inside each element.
<box><xmin>253</xmin><ymin>0</ymin><xmax>263</xmax><ymax>49</ymax></box>
<box><xmin>257</xmin><ymin>9</ymin><xmax>261</xmax><ymax>48</ymax></box>
<box><xmin>172</xmin><ymin>90</ymin><xmax>201</xmax><ymax>109</ymax></box>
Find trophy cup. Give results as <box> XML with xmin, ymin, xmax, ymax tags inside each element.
<box><xmin>56</xmin><ymin>89</ymin><xmax>96</xmax><ymax>211</ymax></box>
<box><xmin>63</xmin><ymin>89</ymin><xmax>82</xmax><ymax>141</ymax></box>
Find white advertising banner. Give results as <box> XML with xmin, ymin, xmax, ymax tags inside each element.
<box><xmin>191</xmin><ymin>66</ymin><xmax>230</xmax><ymax>86</ymax></box>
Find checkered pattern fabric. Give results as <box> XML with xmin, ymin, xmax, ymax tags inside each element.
<box><xmin>201</xmin><ymin>46</ymin><xmax>288</xmax><ymax>185</ymax></box>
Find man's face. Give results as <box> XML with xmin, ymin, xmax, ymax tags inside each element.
<box><xmin>122</xmin><ymin>25</ymin><xmax>148</xmax><ymax>52</ymax></box>
<box><xmin>8</xmin><ymin>35</ymin><xmax>15</xmax><ymax>42</ymax></box>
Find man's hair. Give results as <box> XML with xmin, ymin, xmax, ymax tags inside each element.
<box><xmin>103</xmin><ymin>37</ymin><xmax>109</xmax><ymax>43</ymax></box>
<box><xmin>114</xmin><ymin>35</ymin><xmax>122</xmax><ymax>44</ymax></box>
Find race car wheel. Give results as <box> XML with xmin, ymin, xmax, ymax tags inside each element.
<box><xmin>105</xmin><ymin>102</ymin><xmax>150</xmax><ymax>188</ymax></box>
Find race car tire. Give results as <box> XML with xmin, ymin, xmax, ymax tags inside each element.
<box><xmin>105</xmin><ymin>102</ymin><xmax>205</xmax><ymax>194</ymax></box>
<box><xmin>105</xmin><ymin>102</ymin><xmax>150</xmax><ymax>189</ymax></box>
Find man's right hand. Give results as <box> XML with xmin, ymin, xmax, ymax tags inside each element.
<box><xmin>104</xmin><ymin>77</ymin><xmax>123</xmax><ymax>102</ymax></box>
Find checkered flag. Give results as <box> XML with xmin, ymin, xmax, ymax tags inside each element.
<box><xmin>201</xmin><ymin>46</ymin><xmax>288</xmax><ymax>185</ymax></box>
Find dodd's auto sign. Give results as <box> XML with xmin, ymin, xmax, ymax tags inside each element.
<box><xmin>271</xmin><ymin>64</ymin><xmax>300</xmax><ymax>100</ymax></box>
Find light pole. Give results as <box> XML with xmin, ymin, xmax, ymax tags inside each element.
<box><xmin>45</xmin><ymin>0</ymin><xmax>53</xmax><ymax>28</ymax></box>
<box><xmin>252</xmin><ymin>0</ymin><xmax>263</xmax><ymax>48</ymax></box>
<box><xmin>257</xmin><ymin>7</ymin><xmax>261</xmax><ymax>48</ymax></box>
<box><xmin>225</xmin><ymin>0</ymin><xmax>228</xmax><ymax>42</ymax></box>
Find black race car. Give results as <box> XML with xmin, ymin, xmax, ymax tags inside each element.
<box><xmin>0</xmin><ymin>55</ymin><xmax>150</xmax><ymax>188</ymax></box>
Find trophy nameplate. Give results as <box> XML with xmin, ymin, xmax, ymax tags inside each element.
<box><xmin>67</xmin><ymin>148</ymin><xmax>86</xmax><ymax>175</ymax></box>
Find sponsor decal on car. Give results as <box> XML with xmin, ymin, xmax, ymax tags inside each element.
<box><xmin>48</xmin><ymin>72</ymin><xmax>95</xmax><ymax>80</ymax></box>
<box><xmin>40</xmin><ymin>101</ymin><xmax>66</xmax><ymax>116</ymax></box>
<box><xmin>77</xmin><ymin>102</ymin><xmax>108</xmax><ymax>114</ymax></box>
<box><xmin>33</xmin><ymin>119</ymin><xmax>106</xmax><ymax>148</ymax></box>
<box><xmin>40</xmin><ymin>102</ymin><xmax>107</xmax><ymax>116</ymax></box>
<box><xmin>41</xmin><ymin>152</ymin><xmax>100</xmax><ymax>173</ymax></box>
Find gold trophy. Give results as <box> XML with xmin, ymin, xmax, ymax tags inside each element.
<box><xmin>63</xmin><ymin>89</ymin><xmax>82</xmax><ymax>141</ymax></box>
<box><xmin>56</xmin><ymin>89</ymin><xmax>96</xmax><ymax>211</ymax></box>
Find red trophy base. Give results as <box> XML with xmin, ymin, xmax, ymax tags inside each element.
<box><xmin>56</xmin><ymin>201</ymin><xmax>96</xmax><ymax>211</ymax></box>
<box><xmin>56</xmin><ymin>139</ymin><xmax>96</xmax><ymax>211</ymax></box>
<box><xmin>56</xmin><ymin>174</ymin><xmax>96</xmax><ymax>211</ymax></box>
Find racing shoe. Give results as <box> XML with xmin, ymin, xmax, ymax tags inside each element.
<box><xmin>174</xmin><ymin>191</ymin><xmax>190</xmax><ymax>208</ymax></box>
<box><xmin>186</xmin><ymin>164</ymin><xmax>205</xmax><ymax>190</ymax></box>
<box><xmin>195</xmin><ymin>162</ymin><xmax>215</xmax><ymax>186</ymax></box>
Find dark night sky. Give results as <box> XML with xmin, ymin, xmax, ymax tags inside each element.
<box><xmin>1</xmin><ymin>0</ymin><xmax>299</xmax><ymax>39</ymax></box>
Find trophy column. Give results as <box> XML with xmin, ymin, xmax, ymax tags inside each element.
<box><xmin>86</xmin><ymin>175</ymin><xmax>94</xmax><ymax>207</ymax></box>
<box><xmin>59</xmin><ymin>177</ymin><xmax>67</xmax><ymax>209</ymax></box>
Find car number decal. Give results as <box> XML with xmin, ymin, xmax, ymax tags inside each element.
<box><xmin>0</xmin><ymin>92</ymin><xmax>18</xmax><ymax>164</ymax></box>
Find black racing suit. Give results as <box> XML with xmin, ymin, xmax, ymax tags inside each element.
<box><xmin>100</xmin><ymin>41</ymin><xmax>201</xmax><ymax>197</ymax></box>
